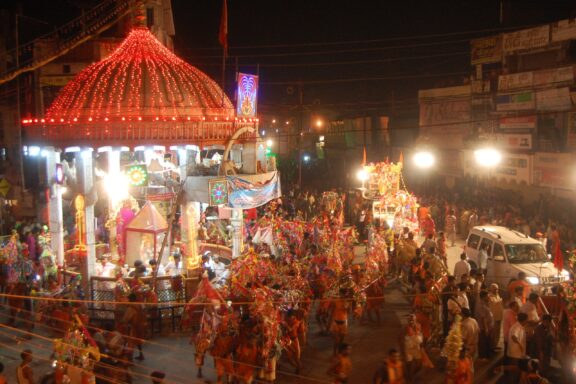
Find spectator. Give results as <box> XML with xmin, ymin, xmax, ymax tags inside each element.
<box><xmin>456</xmin><ymin>283</ymin><xmax>470</xmax><ymax>310</ymax></box>
<box><xmin>461</xmin><ymin>308</ymin><xmax>480</xmax><ymax>361</ymax></box>
<box><xmin>520</xmin><ymin>293</ymin><xmax>541</xmax><ymax>324</ymax></box>
<box><xmin>487</xmin><ymin>283</ymin><xmax>504</xmax><ymax>351</ymax></box>
<box><xmin>506</xmin><ymin>312</ymin><xmax>528</xmax><ymax>382</ymax></box>
<box><xmin>533</xmin><ymin>314</ymin><xmax>554</xmax><ymax>377</ymax></box>
<box><xmin>474</xmin><ymin>291</ymin><xmax>494</xmax><ymax>360</ymax></box>
<box><xmin>454</xmin><ymin>253</ymin><xmax>471</xmax><ymax>283</ymax></box>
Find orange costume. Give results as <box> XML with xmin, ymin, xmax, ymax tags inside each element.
<box><xmin>235</xmin><ymin>341</ymin><xmax>259</xmax><ymax>383</ymax></box>
<box><xmin>452</xmin><ymin>357</ymin><xmax>473</xmax><ymax>384</ymax></box>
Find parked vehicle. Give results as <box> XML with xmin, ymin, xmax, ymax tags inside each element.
<box><xmin>464</xmin><ymin>226</ymin><xmax>569</xmax><ymax>291</ymax></box>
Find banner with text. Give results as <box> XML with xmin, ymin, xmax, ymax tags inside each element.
<box><xmin>533</xmin><ymin>152</ymin><xmax>576</xmax><ymax>190</ymax></box>
<box><xmin>496</xmin><ymin>92</ymin><xmax>535</xmax><ymax>112</ymax></box>
<box><xmin>551</xmin><ymin>19</ymin><xmax>576</xmax><ymax>42</ymax></box>
<box><xmin>471</xmin><ymin>36</ymin><xmax>502</xmax><ymax>65</ymax></box>
<box><xmin>227</xmin><ymin>172</ymin><xmax>281</xmax><ymax>209</ymax></box>
<box><xmin>499</xmin><ymin>115</ymin><xmax>537</xmax><ymax>130</ymax></box>
<box><xmin>536</xmin><ymin>87</ymin><xmax>573</xmax><ymax>111</ymax></box>
<box><xmin>496</xmin><ymin>133</ymin><xmax>533</xmax><ymax>150</ymax></box>
<box><xmin>502</xmin><ymin>25</ymin><xmax>550</xmax><ymax>53</ymax></box>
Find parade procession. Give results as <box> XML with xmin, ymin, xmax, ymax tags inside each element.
<box><xmin>2</xmin><ymin>0</ymin><xmax>576</xmax><ymax>383</ymax></box>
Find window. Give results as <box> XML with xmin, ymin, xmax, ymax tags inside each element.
<box><xmin>479</xmin><ymin>238</ymin><xmax>493</xmax><ymax>255</ymax></box>
<box><xmin>492</xmin><ymin>243</ymin><xmax>505</xmax><ymax>261</ymax></box>
<box><xmin>467</xmin><ymin>234</ymin><xmax>481</xmax><ymax>249</ymax></box>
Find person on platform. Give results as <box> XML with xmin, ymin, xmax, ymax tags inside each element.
<box><xmin>165</xmin><ymin>252</ymin><xmax>184</xmax><ymax>277</ymax></box>
<box><xmin>95</xmin><ymin>254</ymin><xmax>116</xmax><ymax>278</ymax></box>
<box><xmin>328</xmin><ymin>343</ymin><xmax>352</xmax><ymax>384</ymax></box>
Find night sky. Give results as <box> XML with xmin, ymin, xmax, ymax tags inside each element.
<box><xmin>3</xmin><ymin>0</ymin><xmax>576</xmax><ymax>117</ymax></box>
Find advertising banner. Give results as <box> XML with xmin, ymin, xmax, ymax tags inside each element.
<box><xmin>551</xmin><ymin>19</ymin><xmax>576</xmax><ymax>42</ymax></box>
<box><xmin>533</xmin><ymin>152</ymin><xmax>576</xmax><ymax>190</ymax></box>
<box><xmin>536</xmin><ymin>87</ymin><xmax>573</xmax><ymax>111</ymax></box>
<box><xmin>533</xmin><ymin>66</ymin><xmax>574</xmax><ymax>87</ymax></box>
<box><xmin>498</xmin><ymin>115</ymin><xmax>537</xmax><ymax>130</ymax></box>
<box><xmin>493</xmin><ymin>154</ymin><xmax>532</xmax><ymax>184</ymax></box>
<box><xmin>419</xmin><ymin>99</ymin><xmax>470</xmax><ymax>126</ymax></box>
<box><xmin>236</xmin><ymin>72</ymin><xmax>258</xmax><ymax>118</ymax></box>
<box><xmin>227</xmin><ymin>172</ymin><xmax>281</xmax><ymax>209</ymax></box>
<box><xmin>498</xmin><ymin>71</ymin><xmax>533</xmax><ymax>91</ymax></box>
<box><xmin>471</xmin><ymin>36</ymin><xmax>502</xmax><ymax>64</ymax></box>
<box><xmin>496</xmin><ymin>133</ymin><xmax>532</xmax><ymax>150</ymax></box>
<box><xmin>502</xmin><ymin>25</ymin><xmax>550</xmax><ymax>53</ymax></box>
<box><xmin>496</xmin><ymin>92</ymin><xmax>535</xmax><ymax>111</ymax></box>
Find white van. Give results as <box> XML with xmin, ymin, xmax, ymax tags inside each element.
<box><xmin>465</xmin><ymin>226</ymin><xmax>569</xmax><ymax>290</ymax></box>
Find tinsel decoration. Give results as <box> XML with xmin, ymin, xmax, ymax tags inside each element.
<box><xmin>443</xmin><ymin>314</ymin><xmax>463</xmax><ymax>383</ymax></box>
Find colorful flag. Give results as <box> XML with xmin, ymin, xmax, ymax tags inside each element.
<box><xmin>219</xmin><ymin>0</ymin><xmax>228</xmax><ymax>56</ymax></box>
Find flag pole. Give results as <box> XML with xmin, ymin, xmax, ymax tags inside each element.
<box><xmin>219</xmin><ymin>0</ymin><xmax>228</xmax><ymax>107</ymax></box>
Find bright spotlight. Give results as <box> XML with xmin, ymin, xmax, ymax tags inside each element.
<box><xmin>104</xmin><ymin>173</ymin><xmax>129</xmax><ymax>206</ymax></box>
<box><xmin>357</xmin><ymin>169</ymin><xmax>369</xmax><ymax>182</ymax></box>
<box><xmin>474</xmin><ymin>147</ymin><xmax>502</xmax><ymax>167</ymax></box>
<box><xmin>413</xmin><ymin>151</ymin><xmax>435</xmax><ymax>168</ymax></box>
<box><xmin>303</xmin><ymin>155</ymin><xmax>310</xmax><ymax>162</ymax></box>
<box><xmin>266</xmin><ymin>139</ymin><xmax>273</xmax><ymax>147</ymax></box>
<box><xmin>315</xmin><ymin>119</ymin><xmax>323</xmax><ymax>128</ymax></box>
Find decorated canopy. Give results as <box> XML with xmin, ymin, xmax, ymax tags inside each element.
<box><xmin>23</xmin><ymin>28</ymin><xmax>255</xmax><ymax>148</ymax></box>
<box><xmin>125</xmin><ymin>202</ymin><xmax>169</xmax><ymax>266</ymax></box>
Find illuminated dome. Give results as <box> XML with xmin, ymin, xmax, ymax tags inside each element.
<box><xmin>23</xmin><ymin>28</ymin><xmax>250</xmax><ymax>148</ymax></box>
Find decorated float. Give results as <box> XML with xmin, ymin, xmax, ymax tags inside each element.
<box><xmin>358</xmin><ymin>159</ymin><xmax>419</xmax><ymax>233</ymax></box>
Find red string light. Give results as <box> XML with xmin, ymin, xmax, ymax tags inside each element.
<box><xmin>43</xmin><ymin>28</ymin><xmax>234</xmax><ymax>124</ymax></box>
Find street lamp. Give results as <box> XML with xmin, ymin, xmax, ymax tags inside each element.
<box><xmin>413</xmin><ymin>150</ymin><xmax>436</xmax><ymax>169</ymax></box>
<box><xmin>315</xmin><ymin>119</ymin><xmax>323</xmax><ymax>128</ymax></box>
<box><xmin>474</xmin><ymin>147</ymin><xmax>502</xmax><ymax>167</ymax></box>
<box><xmin>266</xmin><ymin>139</ymin><xmax>273</xmax><ymax>147</ymax></box>
<box><xmin>356</xmin><ymin>169</ymin><xmax>369</xmax><ymax>182</ymax></box>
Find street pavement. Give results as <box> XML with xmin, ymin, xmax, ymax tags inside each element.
<box><xmin>0</xmin><ymin>235</ymin><xmax>504</xmax><ymax>383</ymax></box>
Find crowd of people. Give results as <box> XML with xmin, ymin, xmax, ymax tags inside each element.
<box><xmin>0</xmin><ymin>180</ymin><xmax>574</xmax><ymax>384</ymax></box>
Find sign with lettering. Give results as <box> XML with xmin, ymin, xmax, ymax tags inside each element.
<box><xmin>551</xmin><ymin>19</ymin><xmax>576</xmax><ymax>42</ymax></box>
<box><xmin>471</xmin><ymin>36</ymin><xmax>502</xmax><ymax>64</ymax></box>
<box><xmin>496</xmin><ymin>92</ymin><xmax>535</xmax><ymax>112</ymax></box>
<box><xmin>496</xmin><ymin>133</ymin><xmax>532</xmax><ymax>150</ymax></box>
<box><xmin>498</xmin><ymin>71</ymin><xmax>533</xmax><ymax>91</ymax></box>
<box><xmin>419</xmin><ymin>99</ymin><xmax>470</xmax><ymax>126</ymax></box>
<box><xmin>498</xmin><ymin>115</ymin><xmax>537</xmax><ymax>130</ymax></box>
<box><xmin>502</xmin><ymin>25</ymin><xmax>550</xmax><ymax>53</ymax></box>
<box><xmin>536</xmin><ymin>87</ymin><xmax>572</xmax><ymax>111</ymax></box>
<box><xmin>533</xmin><ymin>152</ymin><xmax>576</xmax><ymax>189</ymax></box>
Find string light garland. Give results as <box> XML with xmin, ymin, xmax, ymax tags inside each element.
<box><xmin>22</xmin><ymin>28</ymin><xmax>258</xmax><ymax>146</ymax></box>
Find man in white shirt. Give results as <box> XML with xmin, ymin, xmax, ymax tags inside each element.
<box><xmin>212</xmin><ymin>256</ymin><xmax>229</xmax><ymax>284</ymax></box>
<box><xmin>453</xmin><ymin>253</ymin><xmax>471</xmax><ymax>283</ymax></box>
<box><xmin>95</xmin><ymin>254</ymin><xmax>116</xmax><ymax>278</ymax></box>
<box><xmin>506</xmin><ymin>312</ymin><xmax>528</xmax><ymax>382</ymax></box>
<box><xmin>478</xmin><ymin>243</ymin><xmax>488</xmax><ymax>275</ymax></box>
<box><xmin>165</xmin><ymin>253</ymin><xmax>184</xmax><ymax>277</ymax></box>
<box><xmin>520</xmin><ymin>293</ymin><xmax>541</xmax><ymax>324</ymax></box>
<box><xmin>456</xmin><ymin>283</ymin><xmax>470</xmax><ymax>310</ymax></box>
<box><xmin>461</xmin><ymin>308</ymin><xmax>480</xmax><ymax>360</ymax></box>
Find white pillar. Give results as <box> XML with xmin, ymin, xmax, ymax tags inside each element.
<box><xmin>231</xmin><ymin>207</ymin><xmax>243</xmax><ymax>258</ymax></box>
<box><xmin>45</xmin><ymin>148</ymin><xmax>65</xmax><ymax>266</ymax></box>
<box><xmin>108</xmin><ymin>149</ymin><xmax>121</xmax><ymax>257</ymax></box>
<box><xmin>76</xmin><ymin>149</ymin><xmax>96</xmax><ymax>280</ymax></box>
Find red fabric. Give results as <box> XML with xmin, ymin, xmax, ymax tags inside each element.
<box><xmin>219</xmin><ymin>0</ymin><xmax>228</xmax><ymax>56</ymax></box>
<box><xmin>245</xmin><ymin>208</ymin><xmax>258</xmax><ymax>220</ymax></box>
<box><xmin>553</xmin><ymin>231</ymin><xmax>563</xmax><ymax>272</ymax></box>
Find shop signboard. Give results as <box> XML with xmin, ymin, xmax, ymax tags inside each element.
<box><xmin>502</xmin><ymin>25</ymin><xmax>550</xmax><ymax>53</ymax></box>
<box><xmin>419</xmin><ymin>99</ymin><xmax>470</xmax><ymax>126</ymax></box>
<box><xmin>536</xmin><ymin>87</ymin><xmax>572</xmax><ymax>111</ymax></box>
<box><xmin>533</xmin><ymin>66</ymin><xmax>574</xmax><ymax>87</ymax></box>
<box><xmin>496</xmin><ymin>92</ymin><xmax>535</xmax><ymax>112</ymax></box>
<box><xmin>551</xmin><ymin>19</ymin><xmax>576</xmax><ymax>42</ymax></box>
<box><xmin>498</xmin><ymin>71</ymin><xmax>533</xmax><ymax>91</ymax></box>
<box><xmin>533</xmin><ymin>152</ymin><xmax>576</xmax><ymax>190</ymax></box>
<box><xmin>496</xmin><ymin>133</ymin><xmax>532</xmax><ymax>150</ymax></box>
<box><xmin>471</xmin><ymin>36</ymin><xmax>502</xmax><ymax>65</ymax></box>
<box><xmin>493</xmin><ymin>154</ymin><xmax>532</xmax><ymax>184</ymax></box>
<box><xmin>498</xmin><ymin>115</ymin><xmax>537</xmax><ymax>130</ymax></box>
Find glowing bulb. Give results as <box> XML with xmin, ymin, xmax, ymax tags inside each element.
<box><xmin>474</xmin><ymin>147</ymin><xmax>502</xmax><ymax>167</ymax></box>
<box><xmin>357</xmin><ymin>169</ymin><xmax>369</xmax><ymax>182</ymax></box>
<box><xmin>413</xmin><ymin>151</ymin><xmax>436</xmax><ymax>168</ymax></box>
<box><xmin>266</xmin><ymin>139</ymin><xmax>273</xmax><ymax>147</ymax></box>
